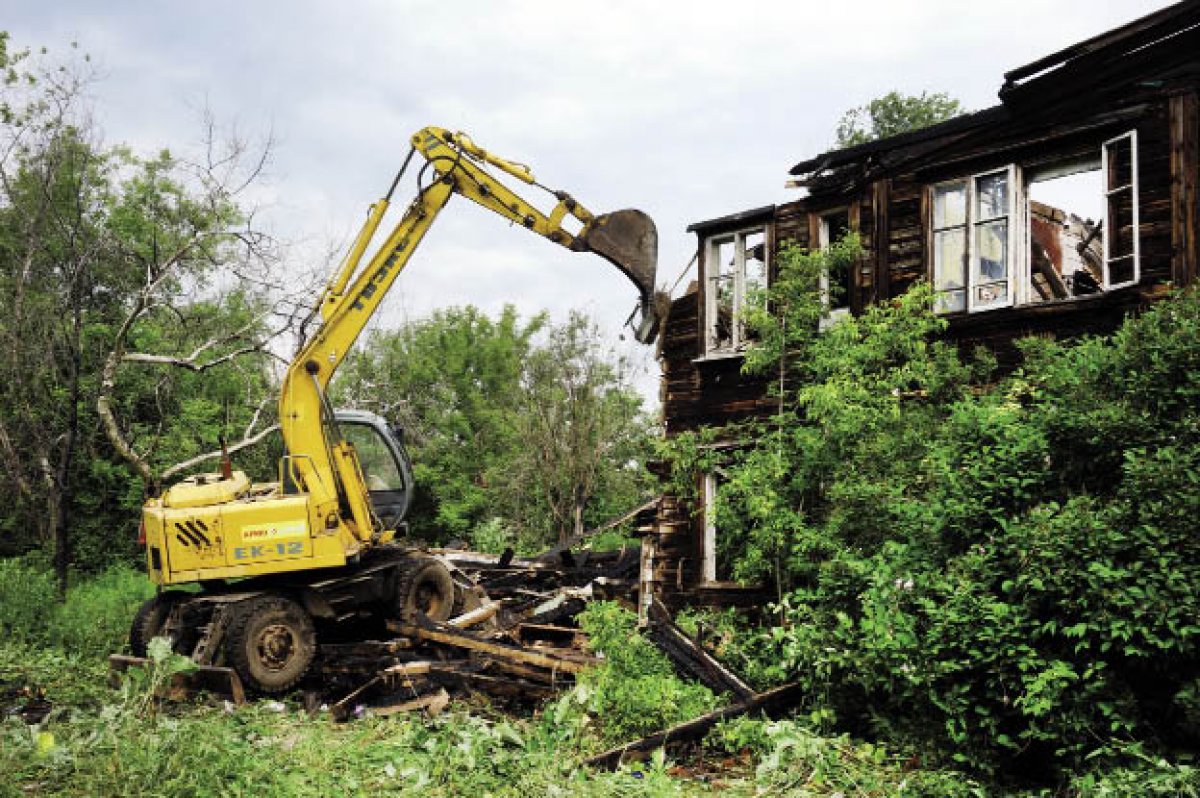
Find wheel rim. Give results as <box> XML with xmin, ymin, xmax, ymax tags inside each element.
<box><xmin>415</xmin><ymin>583</ymin><xmax>439</xmax><ymax>614</ymax></box>
<box><xmin>256</xmin><ymin>623</ymin><xmax>297</xmax><ymax>672</ymax></box>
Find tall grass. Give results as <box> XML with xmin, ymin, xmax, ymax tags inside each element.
<box><xmin>0</xmin><ymin>557</ymin><xmax>152</xmax><ymax>657</ymax></box>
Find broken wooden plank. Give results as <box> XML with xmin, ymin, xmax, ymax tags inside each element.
<box><xmin>516</xmin><ymin>623</ymin><xmax>584</xmax><ymax>647</ymax></box>
<box><xmin>370</xmin><ymin>687</ymin><xmax>450</xmax><ymax>718</ymax></box>
<box><xmin>584</xmin><ymin>682</ymin><xmax>805</xmax><ymax>770</ymax></box>
<box><xmin>485</xmin><ymin>657</ymin><xmax>570</xmax><ymax>685</ymax></box>
<box><xmin>427</xmin><ymin>666</ymin><xmax>558</xmax><ymax>701</ymax></box>
<box><xmin>447</xmin><ymin>600</ymin><xmax>500</xmax><ymax>629</ymax></box>
<box><xmin>646</xmin><ymin>598</ymin><xmax>754</xmax><ymax>701</ymax></box>
<box><xmin>108</xmin><ymin>654</ymin><xmax>247</xmax><ymax>704</ymax></box>
<box><xmin>390</xmin><ymin>623</ymin><xmax>595</xmax><ymax>675</ymax></box>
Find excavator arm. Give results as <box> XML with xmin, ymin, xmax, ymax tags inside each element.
<box><xmin>280</xmin><ymin>126</ymin><xmax>660</xmax><ymax>548</ymax></box>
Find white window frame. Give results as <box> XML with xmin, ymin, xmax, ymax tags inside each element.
<box><xmin>1101</xmin><ymin>129</ymin><xmax>1140</xmax><ymax>290</ymax></box>
<box><xmin>930</xmin><ymin>165</ymin><xmax>1018</xmax><ymax>314</ymax></box>
<box><xmin>818</xmin><ymin>210</ymin><xmax>852</xmax><ymax>328</ymax></box>
<box><xmin>703</xmin><ymin>227</ymin><xmax>768</xmax><ymax>354</ymax></box>
<box><xmin>940</xmin><ymin>128</ymin><xmax>1137</xmax><ymax>312</ymax></box>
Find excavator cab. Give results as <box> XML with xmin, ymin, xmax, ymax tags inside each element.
<box><xmin>334</xmin><ymin>409</ymin><xmax>415</xmax><ymax>532</ymax></box>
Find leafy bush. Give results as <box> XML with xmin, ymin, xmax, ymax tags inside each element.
<box><xmin>708</xmin><ymin>717</ymin><xmax>986</xmax><ymax>797</ymax></box>
<box><xmin>49</xmin><ymin>565</ymin><xmax>153</xmax><ymax>658</ymax></box>
<box><xmin>573</xmin><ymin>602</ymin><xmax>717</xmax><ymax>744</ymax></box>
<box><xmin>0</xmin><ymin>556</ymin><xmax>58</xmax><ymax>647</ymax></box>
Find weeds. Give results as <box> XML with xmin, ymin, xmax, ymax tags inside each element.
<box><xmin>0</xmin><ymin>559</ymin><xmax>150</xmax><ymax>657</ymax></box>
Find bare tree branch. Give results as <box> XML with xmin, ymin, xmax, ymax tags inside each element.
<box><xmin>160</xmin><ymin>422</ymin><xmax>280</xmax><ymax>481</ymax></box>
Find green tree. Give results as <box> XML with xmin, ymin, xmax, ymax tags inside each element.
<box><xmin>0</xmin><ymin>36</ymin><xmax>286</xmax><ymax>581</ymax></box>
<box><xmin>337</xmin><ymin>306</ymin><xmax>653</xmax><ymax>551</ymax></box>
<box><xmin>501</xmin><ymin>312</ymin><xmax>652</xmax><ymax>545</ymax></box>
<box><xmin>834</xmin><ymin>90</ymin><xmax>965</xmax><ymax>149</ymax></box>
<box><xmin>336</xmin><ymin>305</ymin><xmax>544</xmax><ymax>543</ymax></box>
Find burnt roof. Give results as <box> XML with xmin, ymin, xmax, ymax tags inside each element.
<box><xmin>788</xmin><ymin>0</ymin><xmax>1200</xmax><ymax>188</ymax></box>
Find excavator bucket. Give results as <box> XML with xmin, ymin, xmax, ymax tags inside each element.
<box><xmin>573</xmin><ymin>209</ymin><xmax>660</xmax><ymax>343</ymax></box>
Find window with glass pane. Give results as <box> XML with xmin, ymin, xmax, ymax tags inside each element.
<box><xmin>704</xmin><ymin>227</ymin><xmax>768</xmax><ymax>353</ymax></box>
<box><xmin>341</xmin><ymin>423</ymin><xmax>404</xmax><ymax>491</ymax></box>
<box><xmin>743</xmin><ymin>230</ymin><xmax>767</xmax><ymax>301</ymax></box>
<box><xmin>932</xmin><ymin>181</ymin><xmax>967</xmax><ymax>312</ymax></box>
<box><xmin>1103</xmin><ymin>132</ymin><xmax>1138</xmax><ymax>288</ymax></box>
<box><xmin>973</xmin><ymin>171</ymin><xmax>1010</xmax><ymax>309</ymax></box>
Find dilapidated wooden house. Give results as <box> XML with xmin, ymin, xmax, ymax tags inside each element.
<box><xmin>640</xmin><ymin>1</ymin><xmax>1200</xmax><ymax>612</ymax></box>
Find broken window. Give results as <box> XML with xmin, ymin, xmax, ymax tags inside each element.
<box><xmin>704</xmin><ymin>227</ymin><xmax>767</xmax><ymax>353</ymax></box>
<box><xmin>818</xmin><ymin>209</ymin><xmax>852</xmax><ymax>325</ymax></box>
<box><xmin>700</xmin><ymin>470</ymin><xmax>743</xmax><ymax>584</ymax></box>
<box><xmin>931</xmin><ymin>167</ymin><xmax>1016</xmax><ymax>314</ymax></box>
<box><xmin>933</xmin><ymin>131</ymin><xmax>1140</xmax><ymax>313</ymax></box>
<box><xmin>1023</xmin><ymin>130</ymin><xmax>1139</xmax><ymax>303</ymax></box>
<box><xmin>1026</xmin><ymin>161</ymin><xmax>1104</xmax><ymax>302</ymax></box>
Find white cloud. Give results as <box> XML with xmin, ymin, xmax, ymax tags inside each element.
<box><xmin>6</xmin><ymin>0</ymin><xmax>1169</xmax><ymax>406</ymax></box>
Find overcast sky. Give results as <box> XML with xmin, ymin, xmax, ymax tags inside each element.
<box><xmin>7</xmin><ymin>0</ymin><xmax>1170</xmax><ymax>399</ymax></box>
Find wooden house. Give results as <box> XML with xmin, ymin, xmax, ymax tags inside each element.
<box><xmin>641</xmin><ymin>2</ymin><xmax>1200</xmax><ymax>612</ymax></box>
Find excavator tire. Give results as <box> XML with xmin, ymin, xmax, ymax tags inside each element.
<box><xmin>224</xmin><ymin>595</ymin><xmax>316</xmax><ymax>695</ymax></box>
<box><xmin>129</xmin><ymin>593</ymin><xmax>182</xmax><ymax>657</ymax></box>
<box><xmin>393</xmin><ymin>557</ymin><xmax>456</xmax><ymax>625</ymax></box>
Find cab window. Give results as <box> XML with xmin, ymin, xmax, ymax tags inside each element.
<box><xmin>341</xmin><ymin>424</ymin><xmax>405</xmax><ymax>491</ymax></box>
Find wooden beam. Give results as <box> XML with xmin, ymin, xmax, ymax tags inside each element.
<box><xmin>646</xmin><ymin>598</ymin><xmax>754</xmax><ymax>700</ymax></box>
<box><xmin>584</xmin><ymin>682</ymin><xmax>805</xmax><ymax>770</ymax></box>
<box><xmin>393</xmin><ymin>623</ymin><xmax>595</xmax><ymax>674</ymax></box>
<box><xmin>871</xmin><ymin>179</ymin><xmax>892</xmax><ymax>303</ymax></box>
<box><xmin>447</xmin><ymin>600</ymin><xmax>500</xmax><ymax>629</ymax></box>
<box><xmin>370</xmin><ymin>688</ymin><xmax>450</xmax><ymax>718</ymax></box>
<box><xmin>1169</xmin><ymin>92</ymin><xmax>1199</xmax><ymax>287</ymax></box>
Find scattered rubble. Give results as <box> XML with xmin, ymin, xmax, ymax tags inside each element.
<box><xmin>108</xmin><ymin>508</ymin><xmax>805</xmax><ymax>761</ymax></box>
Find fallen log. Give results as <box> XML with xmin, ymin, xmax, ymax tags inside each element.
<box><xmin>584</xmin><ymin>681</ymin><xmax>805</xmax><ymax>771</ymax></box>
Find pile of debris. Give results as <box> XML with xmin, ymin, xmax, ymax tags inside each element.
<box><xmin>108</xmin><ymin>534</ymin><xmax>810</xmax><ymax>770</ymax></box>
<box><xmin>316</xmin><ymin>542</ymin><xmax>643</xmax><ymax>720</ymax></box>
<box><xmin>111</xmin><ymin>540</ymin><xmax>642</xmax><ymax>717</ymax></box>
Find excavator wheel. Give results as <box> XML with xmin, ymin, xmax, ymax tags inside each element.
<box><xmin>129</xmin><ymin>592</ymin><xmax>183</xmax><ymax>657</ymax></box>
<box><xmin>393</xmin><ymin>557</ymin><xmax>456</xmax><ymax>625</ymax></box>
<box><xmin>224</xmin><ymin>595</ymin><xmax>316</xmax><ymax>694</ymax></box>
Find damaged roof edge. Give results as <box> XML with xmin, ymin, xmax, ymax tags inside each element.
<box><xmin>787</xmin><ymin>107</ymin><xmax>1004</xmax><ymax>179</ymax></box>
<box><xmin>787</xmin><ymin>0</ymin><xmax>1199</xmax><ymax>184</ymax></box>
<box><xmin>1002</xmin><ymin>0</ymin><xmax>1199</xmax><ymax>87</ymax></box>
<box><xmin>686</xmin><ymin>204</ymin><xmax>776</xmax><ymax>234</ymax></box>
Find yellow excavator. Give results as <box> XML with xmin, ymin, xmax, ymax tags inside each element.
<box><xmin>130</xmin><ymin>126</ymin><xmax>659</xmax><ymax>693</ymax></box>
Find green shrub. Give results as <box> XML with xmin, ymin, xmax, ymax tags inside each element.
<box><xmin>0</xmin><ymin>559</ymin><xmax>151</xmax><ymax>656</ymax></box>
<box><xmin>49</xmin><ymin>565</ymin><xmax>153</xmax><ymax>657</ymax></box>
<box><xmin>661</xmin><ymin>254</ymin><xmax>1200</xmax><ymax>779</ymax></box>
<box><xmin>574</xmin><ymin>602</ymin><xmax>717</xmax><ymax>744</ymax></box>
<box><xmin>708</xmin><ymin>717</ymin><xmax>987</xmax><ymax>797</ymax></box>
<box><xmin>0</xmin><ymin>557</ymin><xmax>57</xmax><ymax>646</ymax></box>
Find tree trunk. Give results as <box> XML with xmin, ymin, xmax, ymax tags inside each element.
<box><xmin>570</xmin><ymin>484</ymin><xmax>585</xmax><ymax>542</ymax></box>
